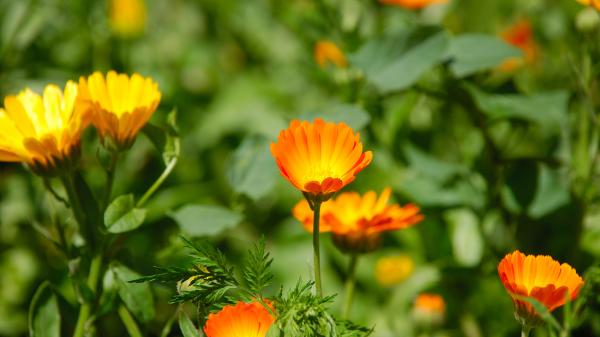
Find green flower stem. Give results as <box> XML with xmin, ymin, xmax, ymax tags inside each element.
<box><xmin>137</xmin><ymin>157</ymin><xmax>177</xmax><ymax>208</ymax></box>
<box><xmin>60</xmin><ymin>174</ymin><xmax>91</xmax><ymax>244</ymax></box>
<box><xmin>312</xmin><ymin>199</ymin><xmax>323</xmax><ymax>298</ymax></box>
<box><xmin>118</xmin><ymin>304</ymin><xmax>143</xmax><ymax>337</ymax></box>
<box><xmin>103</xmin><ymin>150</ymin><xmax>120</xmax><ymax>210</ymax></box>
<box><xmin>73</xmin><ymin>253</ymin><xmax>103</xmax><ymax>337</ymax></box>
<box><xmin>342</xmin><ymin>254</ymin><xmax>358</xmax><ymax>319</ymax></box>
<box><xmin>521</xmin><ymin>326</ymin><xmax>532</xmax><ymax>337</ymax></box>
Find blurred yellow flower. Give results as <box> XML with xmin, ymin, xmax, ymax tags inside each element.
<box><xmin>379</xmin><ymin>0</ymin><xmax>447</xmax><ymax>10</ymax></box>
<box><xmin>293</xmin><ymin>188</ymin><xmax>423</xmax><ymax>253</ymax></box>
<box><xmin>204</xmin><ymin>302</ymin><xmax>274</xmax><ymax>337</ymax></box>
<box><xmin>314</xmin><ymin>41</ymin><xmax>348</xmax><ymax>69</ymax></box>
<box><xmin>578</xmin><ymin>0</ymin><xmax>600</xmax><ymax>11</ymax></box>
<box><xmin>79</xmin><ymin>71</ymin><xmax>161</xmax><ymax>150</ymax></box>
<box><xmin>0</xmin><ymin>81</ymin><xmax>91</xmax><ymax>174</ymax></box>
<box><xmin>375</xmin><ymin>255</ymin><xmax>414</xmax><ymax>286</ymax></box>
<box><xmin>110</xmin><ymin>0</ymin><xmax>147</xmax><ymax>38</ymax></box>
<box><xmin>499</xmin><ymin>20</ymin><xmax>538</xmax><ymax>73</ymax></box>
<box><xmin>271</xmin><ymin>118</ymin><xmax>372</xmax><ymax>198</ymax></box>
<box><xmin>498</xmin><ymin>250</ymin><xmax>584</xmax><ymax>326</ymax></box>
<box><xmin>413</xmin><ymin>293</ymin><xmax>445</xmax><ymax>326</ymax></box>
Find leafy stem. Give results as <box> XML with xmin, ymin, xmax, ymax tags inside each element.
<box><xmin>137</xmin><ymin>157</ymin><xmax>177</xmax><ymax>208</ymax></box>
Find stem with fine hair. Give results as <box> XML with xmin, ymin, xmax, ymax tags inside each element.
<box><xmin>73</xmin><ymin>253</ymin><xmax>103</xmax><ymax>337</ymax></box>
<box><xmin>342</xmin><ymin>254</ymin><xmax>358</xmax><ymax>319</ymax></box>
<box><xmin>312</xmin><ymin>198</ymin><xmax>323</xmax><ymax>297</ymax></box>
<box><xmin>118</xmin><ymin>304</ymin><xmax>143</xmax><ymax>337</ymax></box>
<box><xmin>137</xmin><ymin>158</ymin><xmax>177</xmax><ymax>207</ymax></box>
<box><xmin>103</xmin><ymin>150</ymin><xmax>120</xmax><ymax>209</ymax></box>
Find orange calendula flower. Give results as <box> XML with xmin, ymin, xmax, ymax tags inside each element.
<box><xmin>379</xmin><ymin>0</ymin><xmax>448</xmax><ymax>10</ymax></box>
<box><xmin>271</xmin><ymin>118</ymin><xmax>372</xmax><ymax>198</ymax></box>
<box><xmin>499</xmin><ymin>20</ymin><xmax>538</xmax><ymax>72</ymax></box>
<box><xmin>578</xmin><ymin>0</ymin><xmax>600</xmax><ymax>10</ymax></box>
<box><xmin>0</xmin><ymin>81</ymin><xmax>91</xmax><ymax>175</ymax></box>
<box><xmin>204</xmin><ymin>301</ymin><xmax>275</xmax><ymax>337</ymax></box>
<box><xmin>293</xmin><ymin>188</ymin><xmax>423</xmax><ymax>253</ymax></box>
<box><xmin>375</xmin><ymin>254</ymin><xmax>414</xmax><ymax>286</ymax></box>
<box><xmin>413</xmin><ymin>293</ymin><xmax>445</xmax><ymax>326</ymax></box>
<box><xmin>78</xmin><ymin>71</ymin><xmax>161</xmax><ymax>150</ymax></box>
<box><xmin>110</xmin><ymin>0</ymin><xmax>147</xmax><ymax>38</ymax></box>
<box><xmin>498</xmin><ymin>251</ymin><xmax>584</xmax><ymax>326</ymax></box>
<box><xmin>314</xmin><ymin>41</ymin><xmax>348</xmax><ymax>69</ymax></box>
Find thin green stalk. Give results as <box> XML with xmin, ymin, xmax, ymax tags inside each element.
<box><xmin>522</xmin><ymin>326</ymin><xmax>532</xmax><ymax>337</ymax></box>
<box><xmin>313</xmin><ymin>199</ymin><xmax>323</xmax><ymax>297</ymax></box>
<box><xmin>137</xmin><ymin>158</ymin><xmax>177</xmax><ymax>207</ymax></box>
<box><xmin>103</xmin><ymin>151</ymin><xmax>120</xmax><ymax>209</ymax></box>
<box><xmin>60</xmin><ymin>175</ymin><xmax>89</xmax><ymax>238</ymax></box>
<box><xmin>73</xmin><ymin>253</ymin><xmax>103</xmax><ymax>337</ymax></box>
<box><xmin>342</xmin><ymin>254</ymin><xmax>359</xmax><ymax>319</ymax></box>
<box><xmin>118</xmin><ymin>304</ymin><xmax>143</xmax><ymax>337</ymax></box>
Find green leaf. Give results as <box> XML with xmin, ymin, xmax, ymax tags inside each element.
<box><xmin>301</xmin><ymin>103</ymin><xmax>371</xmax><ymax>130</ymax></box>
<box><xmin>445</xmin><ymin>208</ymin><xmax>484</xmax><ymax>267</ymax></box>
<box><xmin>466</xmin><ymin>85</ymin><xmax>569</xmax><ymax>131</ymax></box>
<box><xmin>178</xmin><ymin>311</ymin><xmax>198</xmax><ymax>337</ymax></box>
<box><xmin>29</xmin><ymin>282</ymin><xmax>60</xmax><ymax>337</ymax></box>
<box><xmin>403</xmin><ymin>143</ymin><xmax>466</xmax><ymax>183</ymax></box>
<box><xmin>142</xmin><ymin>109</ymin><xmax>180</xmax><ymax>166</ymax></box>
<box><xmin>170</xmin><ymin>205</ymin><xmax>243</xmax><ymax>237</ymax></box>
<box><xmin>73</xmin><ymin>171</ymin><xmax>100</xmax><ymax>227</ymax></box>
<box><xmin>227</xmin><ymin>136</ymin><xmax>278</xmax><ymax>201</ymax></box>
<box><xmin>448</xmin><ymin>34</ymin><xmax>522</xmax><ymax>77</ymax></box>
<box><xmin>111</xmin><ymin>263</ymin><xmax>155</xmax><ymax>323</ymax></box>
<box><xmin>354</xmin><ymin>30</ymin><xmax>448</xmax><ymax>93</ymax></box>
<box><xmin>528</xmin><ymin>165</ymin><xmax>570</xmax><ymax>218</ymax></box>
<box><xmin>104</xmin><ymin>194</ymin><xmax>147</xmax><ymax>233</ymax></box>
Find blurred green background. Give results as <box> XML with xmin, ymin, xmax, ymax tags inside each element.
<box><xmin>1</xmin><ymin>0</ymin><xmax>600</xmax><ymax>336</ymax></box>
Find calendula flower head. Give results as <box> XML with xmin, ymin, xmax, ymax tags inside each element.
<box><xmin>375</xmin><ymin>254</ymin><xmax>414</xmax><ymax>286</ymax></box>
<box><xmin>0</xmin><ymin>81</ymin><xmax>91</xmax><ymax>176</ymax></box>
<box><xmin>271</xmin><ymin>118</ymin><xmax>372</xmax><ymax>201</ymax></box>
<box><xmin>293</xmin><ymin>188</ymin><xmax>423</xmax><ymax>253</ymax></box>
<box><xmin>578</xmin><ymin>0</ymin><xmax>600</xmax><ymax>11</ymax></box>
<box><xmin>78</xmin><ymin>71</ymin><xmax>161</xmax><ymax>150</ymax></box>
<box><xmin>413</xmin><ymin>293</ymin><xmax>445</xmax><ymax>326</ymax></box>
<box><xmin>379</xmin><ymin>0</ymin><xmax>448</xmax><ymax>10</ymax></box>
<box><xmin>314</xmin><ymin>41</ymin><xmax>348</xmax><ymax>69</ymax></box>
<box><xmin>204</xmin><ymin>301</ymin><xmax>274</xmax><ymax>337</ymax></box>
<box><xmin>499</xmin><ymin>20</ymin><xmax>538</xmax><ymax>73</ymax></box>
<box><xmin>498</xmin><ymin>251</ymin><xmax>584</xmax><ymax>327</ymax></box>
<box><xmin>110</xmin><ymin>0</ymin><xmax>147</xmax><ymax>38</ymax></box>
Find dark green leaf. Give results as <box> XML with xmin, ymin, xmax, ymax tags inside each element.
<box><xmin>528</xmin><ymin>165</ymin><xmax>570</xmax><ymax>218</ymax></box>
<box><xmin>448</xmin><ymin>34</ymin><xmax>522</xmax><ymax>77</ymax></box>
<box><xmin>170</xmin><ymin>205</ymin><xmax>243</xmax><ymax>237</ymax></box>
<box><xmin>104</xmin><ymin>194</ymin><xmax>147</xmax><ymax>233</ymax></box>
<box><xmin>178</xmin><ymin>312</ymin><xmax>198</xmax><ymax>337</ymax></box>
<box><xmin>29</xmin><ymin>282</ymin><xmax>60</xmax><ymax>337</ymax></box>
<box><xmin>73</xmin><ymin>171</ymin><xmax>100</xmax><ymax>227</ymax></box>
<box><xmin>404</xmin><ymin>143</ymin><xmax>466</xmax><ymax>183</ymax></box>
<box><xmin>111</xmin><ymin>263</ymin><xmax>155</xmax><ymax>323</ymax></box>
<box><xmin>227</xmin><ymin>136</ymin><xmax>278</xmax><ymax>201</ymax></box>
<box><xmin>505</xmin><ymin>161</ymin><xmax>538</xmax><ymax>212</ymax></box>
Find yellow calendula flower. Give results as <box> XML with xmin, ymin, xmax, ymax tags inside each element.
<box><xmin>110</xmin><ymin>0</ymin><xmax>147</xmax><ymax>38</ymax></box>
<box><xmin>0</xmin><ymin>81</ymin><xmax>91</xmax><ymax>175</ymax></box>
<box><xmin>78</xmin><ymin>71</ymin><xmax>161</xmax><ymax>150</ymax></box>
<box><xmin>375</xmin><ymin>255</ymin><xmax>414</xmax><ymax>286</ymax></box>
<box><xmin>314</xmin><ymin>41</ymin><xmax>348</xmax><ymax>69</ymax></box>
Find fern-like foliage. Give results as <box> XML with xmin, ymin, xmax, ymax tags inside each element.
<box><xmin>243</xmin><ymin>237</ymin><xmax>274</xmax><ymax>295</ymax></box>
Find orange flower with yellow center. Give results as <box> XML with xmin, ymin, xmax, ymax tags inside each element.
<box><xmin>110</xmin><ymin>0</ymin><xmax>147</xmax><ymax>38</ymax></box>
<box><xmin>498</xmin><ymin>251</ymin><xmax>584</xmax><ymax>326</ymax></box>
<box><xmin>379</xmin><ymin>0</ymin><xmax>448</xmax><ymax>10</ymax></box>
<box><xmin>0</xmin><ymin>81</ymin><xmax>91</xmax><ymax>174</ymax></box>
<box><xmin>271</xmin><ymin>118</ymin><xmax>372</xmax><ymax>198</ymax></box>
<box><xmin>293</xmin><ymin>188</ymin><xmax>423</xmax><ymax>253</ymax></box>
<box><xmin>314</xmin><ymin>41</ymin><xmax>348</xmax><ymax>69</ymax></box>
<box><xmin>499</xmin><ymin>20</ymin><xmax>538</xmax><ymax>72</ymax></box>
<box><xmin>203</xmin><ymin>302</ymin><xmax>275</xmax><ymax>337</ymax></box>
<box><xmin>578</xmin><ymin>0</ymin><xmax>600</xmax><ymax>10</ymax></box>
<box><xmin>78</xmin><ymin>71</ymin><xmax>161</xmax><ymax>150</ymax></box>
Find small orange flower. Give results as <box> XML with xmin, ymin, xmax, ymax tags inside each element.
<box><xmin>203</xmin><ymin>301</ymin><xmax>274</xmax><ymax>337</ymax></box>
<box><xmin>379</xmin><ymin>0</ymin><xmax>448</xmax><ymax>10</ymax></box>
<box><xmin>413</xmin><ymin>293</ymin><xmax>445</xmax><ymax>326</ymax></box>
<box><xmin>498</xmin><ymin>251</ymin><xmax>584</xmax><ymax>325</ymax></box>
<box><xmin>499</xmin><ymin>20</ymin><xmax>538</xmax><ymax>72</ymax></box>
<box><xmin>293</xmin><ymin>188</ymin><xmax>423</xmax><ymax>253</ymax></box>
<box><xmin>375</xmin><ymin>254</ymin><xmax>414</xmax><ymax>286</ymax></box>
<box><xmin>314</xmin><ymin>41</ymin><xmax>347</xmax><ymax>69</ymax></box>
<box><xmin>271</xmin><ymin>118</ymin><xmax>372</xmax><ymax>197</ymax></box>
<box><xmin>578</xmin><ymin>0</ymin><xmax>600</xmax><ymax>11</ymax></box>
<box><xmin>78</xmin><ymin>71</ymin><xmax>161</xmax><ymax>150</ymax></box>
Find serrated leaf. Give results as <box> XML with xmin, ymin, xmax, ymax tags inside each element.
<box><xmin>448</xmin><ymin>34</ymin><xmax>522</xmax><ymax>77</ymax></box>
<box><xmin>104</xmin><ymin>194</ymin><xmax>146</xmax><ymax>233</ymax></box>
<box><xmin>29</xmin><ymin>282</ymin><xmax>60</xmax><ymax>337</ymax></box>
<box><xmin>170</xmin><ymin>205</ymin><xmax>243</xmax><ymax>237</ymax></box>
<box><xmin>227</xmin><ymin>136</ymin><xmax>278</xmax><ymax>201</ymax></box>
<box><xmin>178</xmin><ymin>312</ymin><xmax>198</xmax><ymax>337</ymax></box>
<box><xmin>445</xmin><ymin>208</ymin><xmax>483</xmax><ymax>267</ymax></box>
<box><xmin>111</xmin><ymin>263</ymin><xmax>155</xmax><ymax>323</ymax></box>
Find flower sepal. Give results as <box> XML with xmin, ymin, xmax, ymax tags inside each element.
<box><xmin>332</xmin><ymin>231</ymin><xmax>382</xmax><ymax>254</ymax></box>
<box><xmin>27</xmin><ymin>144</ymin><xmax>82</xmax><ymax>177</ymax></box>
